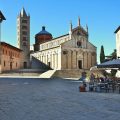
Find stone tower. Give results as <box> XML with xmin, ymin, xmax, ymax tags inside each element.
<box><xmin>17</xmin><ymin>8</ymin><xmax>30</xmax><ymax>68</ymax></box>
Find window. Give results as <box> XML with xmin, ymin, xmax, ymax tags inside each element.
<box><xmin>22</xmin><ymin>31</ymin><xmax>27</xmax><ymax>35</ymax></box>
<box><xmin>22</xmin><ymin>26</ymin><xmax>27</xmax><ymax>30</ymax></box>
<box><xmin>23</xmin><ymin>42</ymin><xmax>27</xmax><ymax>46</ymax></box>
<box><xmin>23</xmin><ymin>37</ymin><xmax>27</xmax><ymax>41</ymax></box>
<box><xmin>22</xmin><ymin>20</ymin><xmax>27</xmax><ymax>23</ymax></box>
<box><xmin>63</xmin><ymin>50</ymin><xmax>68</xmax><ymax>55</ymax></box>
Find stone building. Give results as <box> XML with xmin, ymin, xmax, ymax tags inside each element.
<box><xmin>31</xmin><ymin>18</ymin><xmax>97</xmax><ymax>71</ymax></box>
<box><xmin>115</xmin><ymin>26</ymin><xmax>120</xmax><ymax>58</ymax></box>
<box><xmin>17</xmin><ymin>8</ymin><xmax>30</xmax><ymax>68</ymax></box>
<box><xmin>0</xmin><ymin>42</ymin><xmax>23</xmax><ymax>72</ymax></box>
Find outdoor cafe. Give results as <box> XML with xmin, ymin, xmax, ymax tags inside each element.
<box><xmin>80</xmin><ymin>59</ymin><xmax>120</xmax><ymax>93</ymax></box>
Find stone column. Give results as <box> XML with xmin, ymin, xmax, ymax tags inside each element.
<box><xmin>83</xmin><ymin>52</ymin><xmax>87</xmax><ymax>69</ymax></box>
<box><xmin>43</xmin><ymin>55</ymin><xmax>45</xmax><ymax>64</ymax></box>
<box><xmin>82</xmin><ymin>52</ymin><xmax>84</xmax><ymax>69</ymax></box>
<box><xmin>41</xmin><ymin>55</ymin><xmax>43</xmax><ymax>62</ymax></box>
<box><xmin>52</xmin><ymin>53</ymin><xmax>55</xmax><ymax>69</ymax></box>
<box><xmin>94</xmin><ymin>53</ymin><xmax>97</xmax><ymax>65</ymax></box>
<box><xmin>66</xmin><ymin>52</ymin><xmax>68</xmax><ymax>69</ymax></box>
<box><xmin>88</xmin><ymin>52</ymin><xmax>91</xmax><ymax>69</ymax></box>
<box><xmin>67</xmin><ymin>50</ymin><xmax>72</xmax><ymax>69</ymax></box>
<box><xmin>57</xmin><ymin>51</ymin><xmax>61</xmax><ymax>69</ymax></box>
<box><xmin>51</xmin><ymin>53</ymin><xmax>53</xmax><ymax>69</ymax></box>
<box><xmin>92</xmin><ymin>52</ymin><xmax>96</xmax><ymax>66</ymax></box>
<box><xmin>50</xmin><ymin>54</ymin><xmax>52</xmax><ymax>68</ymax></box>
<box><xmin>56</xmin><ymin>53</ymin><xmax>58</xmax><ymax>69</ymax></box>
<box><xmin>44</xmin><ymin>55</ymin><xmax>46</xmax><ymax>64</ymax></box>
<box><xmin>71</xmin><ymin>51</ymin><xmax>73</xmax><ymax>69</ymax></box>
<box><xmin>61</xmin><ymin>50</ymin><xmax>67</xmax><ymax>69</ymax></box>
<box><xmin>54</xmin><ymin>53</ymin><xmax>56</xmax><ymax>69</ymax></box>
<box><xmin>72</xmin><ymin>50</ymin><xmax>77</xmax><ymax>69</ymax></box>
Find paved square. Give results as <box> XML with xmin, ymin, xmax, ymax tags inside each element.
<box><xmin>0</xmin><ymin>78</ymin><xmax>120</xmax><ymax>120</ymax></box>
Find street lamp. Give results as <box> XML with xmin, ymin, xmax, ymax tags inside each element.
<box><xmin>0</xmin><ymin>11</ymin><xmax>6</xmax><ymax>73</ymax></box>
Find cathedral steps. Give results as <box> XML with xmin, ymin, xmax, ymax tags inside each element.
<box><xmin>39</xmin><ymin>70</ymin><xmax>56</xmax><ymax>78</ymax></box>
<box><xmin>39</xmin><ymin>69</ymin><xmax>90</xmax><ymax>79</ymax></box>
<box><xmin>53</xmin><ymin>69</ymin><xmax>90</xmax><ymax>78</ymax></box>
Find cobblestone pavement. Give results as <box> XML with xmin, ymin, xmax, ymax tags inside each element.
<box><xmin>0</xmin><ymin>77</ymin><xmax>120</xmax><ymax>120</ymax></box>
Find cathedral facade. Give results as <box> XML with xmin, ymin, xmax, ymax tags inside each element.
<box><xmin>31</xmin><ymin>18</ymin><xmax>97</xmax><ymax>70</ymax></box>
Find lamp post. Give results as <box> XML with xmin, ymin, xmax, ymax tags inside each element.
<box><xmin>0</xmin><ymin>11</ymin><xmax>6</xmax><ymax>73</ymax></box>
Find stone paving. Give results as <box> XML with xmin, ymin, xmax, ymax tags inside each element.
<box><xmin>0</xmin><ymin>77</ymin><xmax>120</xmax><ymax>120</ymax></box>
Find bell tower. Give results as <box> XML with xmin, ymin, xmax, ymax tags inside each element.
<box><xmin>17</xmin><ymin>8</ymin><xmax>30</xmax><ymax>68</ymax></box>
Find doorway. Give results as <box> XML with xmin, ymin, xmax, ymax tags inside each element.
<box><xmin>78</xmin><ymin>60</ymin><xmax>82</xmax><ymax>69</ymax></box>
<box><xmin>10</xmin><ymin>62</ymin><xmax>12</xmax><ymax>70</ymax></box>
<box><xmin>24</xmin><ymin>62</ymin><xmax>27</xmax><ymax>69</ymax></box>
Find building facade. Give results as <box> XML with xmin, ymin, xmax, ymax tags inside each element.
<box><xmin>115</xmin><ymin>26</ymin><xmax>120</xmax><ymax>58</ymax></box>
<box><xmin>17</xmin><ymin>8</ymin><xmax>30</xmax><ymax>68</ymax></box>
<box><xmin>31</xmin><ymin>18</ymin><xmax>97</xmax><ymax>70</ymax></box>
<box><xmin>0</xmin><ymin>42</ymin><xmax>23</xmax><ymax>72</ymax></box>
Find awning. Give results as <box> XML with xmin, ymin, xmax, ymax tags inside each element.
<box><xmin>97</xmin><ymin>59</ymin><xmax>120</xmax><ymax>68</ymax></box>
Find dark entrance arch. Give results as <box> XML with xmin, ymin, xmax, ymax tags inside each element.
<box><xmin>78</xmin><ymin>60</ymin><xmax>82</xmax><ymax>69</ymax></box>
<box><xmin>24</xmin><ymin>62</ymin><xmax>27</xmax><ymax>69</ymax></box>
<box><xmin>10</xmin><ymin>62</ymin><xmax>12</xmax><ymax>70</ymax></box>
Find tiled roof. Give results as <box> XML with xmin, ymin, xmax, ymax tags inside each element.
<box><xmin>1</xmin><ymin>42</ymin><xmax>22</xmax><ymax>52</ymax></box>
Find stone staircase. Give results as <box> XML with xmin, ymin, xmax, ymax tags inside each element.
<box><xmin>39</xmin><ymin>70</ymin><xmax>56</xmax><ymax>78</ymax></box>
<box><xmin>0</xmin><ymin>69</ymin><xmax>45</xmax><ymax>77</ymax></box>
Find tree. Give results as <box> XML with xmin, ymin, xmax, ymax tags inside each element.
<box><xmin>110</xmin><ymin>49</ymin><xmax>117</xmax><ymax>77</ymax></box>
<box><xmin>100</xmin><ymin>45</ymin><xmax>105</xmax><ymax>63</ymax></box>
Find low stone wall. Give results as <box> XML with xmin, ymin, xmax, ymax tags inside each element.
<box><xmin>53</xmin><ymin>69</ymin><xmax>90</xmax><ymax>78</ymax></box>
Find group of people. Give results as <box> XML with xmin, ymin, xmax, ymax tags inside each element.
<box><xmin>79</xmin><ymin>72</ymin><xmax>95</xmax><ymax>83</ymax></box>
<box><xmin>79</xmin><ymin>72</ymin><xmax>107</xmax><ymax>91</ymax></box>
<box><xmin>79</xmin><ymin>71</ymin><xmax>114</xmax><ymax>92</ymax></box>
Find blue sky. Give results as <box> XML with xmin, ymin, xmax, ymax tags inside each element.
<box><xmin>0</xmin><ymin>0</ymin><xmax>120</xmax><ymax>63</ymax></box>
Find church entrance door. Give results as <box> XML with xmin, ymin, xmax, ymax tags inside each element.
<box><xmin>78</xmin><ymin>60</ymin><xmax>82</xmax><ymax>69</ymax></box>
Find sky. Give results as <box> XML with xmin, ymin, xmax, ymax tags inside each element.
<box><xmin>0</xmin><ymin>0</ymin><xmax>120</xmax><ymax>63</ymax></box>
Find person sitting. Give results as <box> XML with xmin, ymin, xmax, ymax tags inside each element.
<box><xmin>90</xmin><ymin>73</ymin><xmax>95</xmax><ymax>83</ymax></box>
<box><xmin>100</xmin><ymin>77</ymin><xmax>105</xmax><ymax>83</ymax></box>
<box><xmin>79</xmin><ymin>72</ymin><xmax>87</xmax><ymax>92</ymax></box>
<box><xmin>79</xmin><ymin>72</ymin><xmax>87</xmax><ymax>87</ymax></box>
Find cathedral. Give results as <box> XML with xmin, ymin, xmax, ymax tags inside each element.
<box><xmin>0</xmin><ymin>8</ymin><xmax>97</xmax><ymax>75</ymax></box>
<box><xmin>31</xmin><ymin>17</ymin><xmax>97</xmax><ymax>70</ymax></box>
